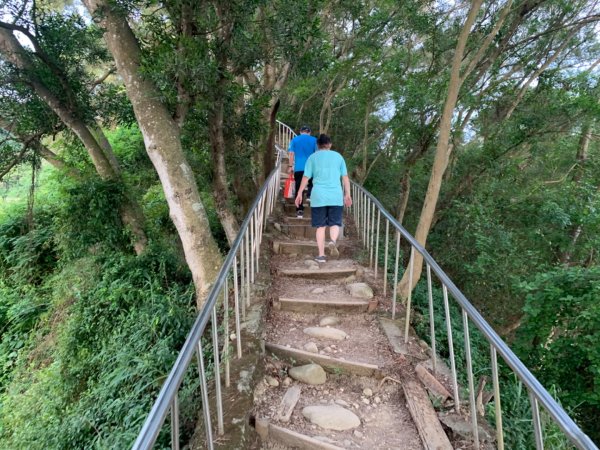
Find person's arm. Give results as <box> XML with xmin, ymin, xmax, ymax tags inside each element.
<box><xmin>288</xmin><ymin>141</ymin><xmax>295</xmax><ymax>173</ymax></box>
<box><xmin>342</xmin><ymin>175</ymin><xmax>352</xmax><ymax>207</ymax></box>
<box><xmin>295</xmin><ymin>176</ymin><xmax>309</xmax><ymax>207</ymax></box>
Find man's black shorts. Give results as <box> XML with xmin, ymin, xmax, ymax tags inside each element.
<box><xmin>311</xmin><ymin>206</ymin><xmax>343</xmax><ymax>228</ymax></box>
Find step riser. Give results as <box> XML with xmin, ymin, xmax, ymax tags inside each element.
<box><xmin>265</xmin><ymin>342</ymin><xmax>381</xmax><ymax>378</ymax></box>
<box><xmin>273</xmin><ymin>242</ymin><xmax>349</xmax><ymax>257</ymax></box>
<box><xmin>280</xmin><ymin>225</ymin><xmax>344</xmax><ymax>240</ymax></box>
<box><xmin>278</xmin><ymin>269</ymin><xmax>357</xmax><ymax>280</ymax></box>
<box><xmin>274</xmin><ymin>298</ymin><xmax>369</xmax><ymax>313</ymax></box>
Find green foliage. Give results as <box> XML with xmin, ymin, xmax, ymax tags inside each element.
<box><xmin>0</xmin><ymin>244</ymin><xmax>196</xmax><ymax>449</ymax></box>
<box><xmin>516</xmin><ymin>267</ymin><xmax>600</xmax><ymax>441</ymax></box>
<box><xmin>53</xmin><ymin>179</ymin><xmax>130</xmax><ymax>259</ymax></box>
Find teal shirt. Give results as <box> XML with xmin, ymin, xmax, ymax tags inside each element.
<box><xmin>303</xmin><ymin>150</ymin><xmax>348</xmax><ymax>207</ymax></box>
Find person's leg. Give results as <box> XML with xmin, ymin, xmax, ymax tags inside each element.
<box><xmin>329</xmin><ymin>225</ymin><xmax>340</xmax><ymax>242</ymax></box>
<box><xmin>327</xmin><ymin>206</ymin><xmax>343</xmax><ymax>258</ymax></box>
<box><xmin>311</xmin><ymin>207</ymin><xmax>327</xmax><ymax>262</ymax></box>
<box><xmin>294</xmin><ymin>171</ymin><xmax>304</xmax><ymax>213</ymax></box>
<box><xmin>316</xmin><ymin>227</ymin><xmax>326</xmax><ymax>257</ymax></box>
<box><xmin>307</xmin><ymin>177</ymin><xmax>313</xmax><ymax>200</ymax></box>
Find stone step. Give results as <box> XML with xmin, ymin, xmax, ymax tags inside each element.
<box><xmin>278</xmin><ymin>224</ymin><xmax>344</xmax><ymax>240</ymax></box>
<box><xmin>256</xmin><ymin>419</ymin><xmax>345</xmax><ymax>449</ymax></box>
<box><xmin>284</xmin><ymin>203</ymin><xmax>310</xmax><ymax>214</ymax></box>
<box><xmin>265</xmin><ymin>342</ymin><xmax>381</xmax><ymax>378</ymax></box>
<box><xmin>273</xmin><ymin>240</ymin><xmax>349</xmax><ymax>257</ymax></box>
<box><xmin>274</xmin><ymin>297</ymin><xmax>370</xmax><ymax>313</ymax></box>
<box><xmin>278</xmin><ymin>267</ymin><xmax>357</xmax><ymax>280</ymax></box>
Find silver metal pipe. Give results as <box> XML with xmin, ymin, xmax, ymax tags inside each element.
<box><xmin>223</xmin><ymin>279</ymin><xmax>230</xmax><ymax>388</ymax></box>
<box><xmin>531</xmin><ymin>392</ymin><xmax>544</xmax><ymax>450</ymax></box>
<box><xmin>427</xmin><ymin>264</ymin><xmax>437</xmax><ymax>375</ymax></box>
<box><xmin>383</xmin><ymin>220</ymin><xmax>389</xmax><ymax>296</ymax></box>
<box><xmin>362</xmin><ymin>192</ymin><xmax>367</xmax><ymax>245</ymax></box>
<box><xmin>250</xmin><ymin>215</ymin><xmax>255</xmax><ymax>282</ymax></box>
<box><xmin>171</xmin><ymin>394</ymin><xmax>179</xmax><ymax>450</ymax></box>
<box><xmin>491</xmin><ymin>346</ymin><xmax>504</xmax><ymax>450</ymax></box>
<box><xmin>240</xmin><ymin>236</ymin><xmax>246</xmax><ymax>314</ymax></box>
<box><xmin>404</xmin><ymin>246</ymin><xmax>415</xmax><ymax>343</ymax></box>
<box><xmin>366</xmin><ymin>196</ymin><xmax>371</xmax><ymax>251</ymax></box>
<box><xmin>196</xmin><ymin>343</ymin><xmax>214</xmax><ymax>450</ymax></box>
<box><xmin>374</xmin><ymin>210</ymin><xmax>381</xmax><ymax>278</ymax></box>
<box><xmin>443</xmin><ymin>284</ymin><xmax>461</xmax><ymax>411</ymax></box>
<box><xmin>391</xmin><ymin>230</ymin><xmax>400</xmax><ymax>320</ymax></box>
<box><xmin>245</xmin><ymin>228</ymin><xmax>251</xmax><ymax>307</ymax></box>
<box><xmin>392</xmin><ymin>231</ymin><xmax>400</xmax><ymax>319</ymax></box>
<box><xmin>370</xmin><ymin>202</ymin><xmax>375</xmax><ymax>268</ymax></box>
<box><xmin>233</xmin><ymin>257</ymin><xmax>242</xmax><ymax>359</ymax></box>
<box><xmin>463</xmin><ymin>310</ymin><xmax>480</xmax><ymax>448</ymax></box>
<box><xmin>211</xmin><ymin>306</ymin><xmax>224</xmax><ymax>435</ymax></box>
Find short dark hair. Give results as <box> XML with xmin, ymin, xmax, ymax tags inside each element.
<box><xmin>317</xmin><ymin>134</ymin><xmax>331</xmax><ymax>147</ymax></box>
<box><xmin>299</xmin><ymin>125</ymin><xmax>311</xmax><ymax>132</ymax></box>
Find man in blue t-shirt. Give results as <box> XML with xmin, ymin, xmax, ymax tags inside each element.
<box><xmin>288</xmin><ymin>125</ymin><xmax>317</xmax><ymax>217</ymax></box>
<box><xmin>295</xmin><ymin>134</ymin><xmax>352</xmax><ymax>263</ymax></box>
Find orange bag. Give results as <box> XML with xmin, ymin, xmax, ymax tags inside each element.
<box><xmin>283</xmin><ymin>173</ymin><xmax>295</xmax><ymax>199</ymax></box>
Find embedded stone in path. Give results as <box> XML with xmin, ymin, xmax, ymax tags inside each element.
<box><xmin>288</xmin><ymin>363</ymin><xmax>327</xmax><ymax>385</ymax></box>
<box><xmin>304</xmin><ymin>260</ymin><xmax>320</xmax><ymax>270</ymax></box>
<box><xmin>302</xmin><ymin>405</ymin><xmax>361</xmax><ymax>431</ymax></box>
<box><xmin>346</xmin><ymin>282</ymin><xmax>373</xmax><ymax>299</ymax></box>
<box><xmin>319</xmin><ymin>316</ymin><xmax>340</xmax><ymax>327</ymax></box>
<box><xmin>303</xmin><ymin>326</ymin><xmax>347</xmax><ymax>340</ymax></box>
<box><xmin>303</xmin><ymin>342</ymin><xmax>319</xmax><ymax>353</ymax></box>
<box><xmin>311</xmin><ymin>287</ymin><xmax>325</xmax><ymax>294</ymax></box>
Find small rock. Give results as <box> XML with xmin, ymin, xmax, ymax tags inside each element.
<box><xmin>303</xmin><ymin>326</ymin><xmax>348</xmax><ymax>340</ymax></box>
<box><xmin>319</xmin><ymin>316</ymin><xmax>340</xmax><ymax>326</ymax></box>
<box><xmin>356</xmin><ymin>267</ymin><xmax>365</xmax><ymax>277</ymax></box>
<box><xmin>362</xmin><ymin>398</ymin><xmax>370</xmax><ymax>405</ymax></box>
<box><xmin>335</xmin><ymin>399</ymin><xmax>350</xmax><ymax>407</ymax></box>
<box><xmin>230</xmin><ymin>333</ymin><xmax>236</xmax><ymax>341</ymax></box>
<box><xmin>344</xmin><ymin>440</ymin><xmax>353</xmax><ymax>447</ymax></box>
<box><xmin>344</xmin><ymin>275</ymin><xmax>356</xmax><ymax>283</ymax></box>
<box><xmin>363</xmin><ymin>388</ymin><xmax>373</xmax><ymax>397</ymax></box>
<box><xmin>282</xmin><ymin>377</ymin><xmax>292</xmax><ymax>387</ymax></box>
<box><xmin>304</xmin><ymin>260</ymin><xmax>320</xmax><ymax>270</ymax></box>
<box><xmin>346</xmin><ymin>282</ymin><xmax>373</xmax><ymax>299</ymax></box>
<box><xmin>286</xmin><ymin>344</ymin><xmax>291</xmax><ymax>348</ymax></box>
<box><xmin>330</xmin><ymin>344</ymin><xmax>337</xmax><ymax>349</ymax></box>
<box><xmin>353</xmin><ymin>430</ymin><xmax>364</xmax><ymax>438</ymax></box>
<box><xmin>302</xmin><ymin>405</ymin><xmax>360</xmax><ymax>430</ymax></box>
<box><xmin>374</xmin><ymin>396</ymin><xmax>381</xmax><ymax>404</ymax></box>
<box><xmin>324</xmin><ymin>346</ymin><xmax>332</xmax><ymax>353</ymax></box>
<box><xmin>311</xmin><ymin>287</ymin><xmax>325</xmax><ymax>294</ymax></box>
<box><xmin>304</xmin><ymin>342</ymin><xmax>319</xmax><ymax>353</ymax></box>
<box><xmin>288</xmin><ymin>364</ymin><xmax>327</xmax><ymax>385</ymax></box>
<box><xmin>265</xmin><ymin>376</ymin><xmax>279</xmax><ymax>387</ymax></box>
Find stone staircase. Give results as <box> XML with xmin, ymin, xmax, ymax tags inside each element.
<box><xmin>251</xmin><ymin>160</ymin><xmax>464</xmax><ymax>449</ymax></box>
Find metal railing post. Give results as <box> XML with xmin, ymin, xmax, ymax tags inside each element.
<box><xmin>443</xmin><ymin>285</ymin><xmax>461</xmax><ymax>411</ymax></box>
<box><xmin>404</xmin><ymin>246</ymin><xmax>415</xmax><ymax>343</ymax></box>
<box><xmin>374</xmin><ymin>210</ymin><xmax>381</xmax><ymax>277</ymax></box>
<box><xmin>171</xmin><ymin>395</ymin><xmax>179</xmax><ymax>450</ymax></box>
<box><xmin>383</xmin><ymin>220</ymin><xmax>389</xmax><ymax>296</ymax></box>
<box><xmin>463</xmin><ymin>310</ymin><xmax>480</xmax><ymax>448</ymax></box>
<box><xmin>392</xmin><ymin>230</ymin><xmax>400</xmax><ymax>320</ymax></box>
<box><xmin>196</xmin><ymin>341</ymin><xmax>214</xmax><ymax>450</ymax></box>
<box><xmin>427</xmin><ymin>264</ymin><xmax>437</xmax><ymax>375</ymax></box>
<box><xmin>211</xmin><ymin>306</ymin><xmax>224</xmax><ymax>435</ymax></box>
<box><xmin>491</xmin><ymin>346</ymin><xmax>504</xmax><ymax>450</ymax></box>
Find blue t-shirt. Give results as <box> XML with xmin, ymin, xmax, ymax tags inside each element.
<box><xmin>303</xmin><ymin>150</ymin><xmax>348</xmax><ymax>207</ymax></box>
<box><xmin>289</xmin><ymin>134</ymin><xmax>317</xmax><ymax>172</ymax></box>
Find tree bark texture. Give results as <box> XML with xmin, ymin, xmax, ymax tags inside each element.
<box><xmin>0</xmin><ymin>26</ymin><xmax>148</xmax><ymax>254</ymax></box>
<box><xmin>83</xmin><ymin>0</ymin><xmax>223</xmax><ymax>302</ymax></box>
<box><xmin>398</xmin><ymin>0</ymin><xmax>484</xmax><ymax>300</ymax></box>
<box><xmin>208</xmin><ymin>98</ymin><xmax>240</xmax><ymax>245</ymax></box>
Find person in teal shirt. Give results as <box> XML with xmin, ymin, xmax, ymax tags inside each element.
<box><xmin>295</xmin><ymin>134</ymin><xmax>352</xmax><ymax>263</ymax></box>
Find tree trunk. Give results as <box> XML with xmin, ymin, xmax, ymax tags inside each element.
<box><xmin>398</xmin><ymin>0</ymin><xmax>483</xmax><ymax>300</ymax></box>
<box><xmin>84</xmin><ymin>0</ymin><xmax>223</xmax><ymax>302</ymax></box>
<box><xmin>396</xmin><ymin>170</ymin><xmax>411</xmax><ymax>225</ymax></box>
<box><xmin>0</xmin><ymin>27</ymin><xmax>148</xmax><ymax>254</ymax></box>
<box><xmin>560</xmin><ymin>122</ymin><xmax>592</xmax><ymax>265</ymax></box>
<box><xmin>208</xmin><ymin>98</ymin><xmax>240</xmax><ymax>245</ymax></box>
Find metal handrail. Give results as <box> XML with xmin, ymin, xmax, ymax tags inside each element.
<box><xmin>132</xmin><ymin>120</ymin><xmax>295</xmax><ymax>449</ymax></box>
<box><xmin>350</xmin><ymin>180</ymin><xmax>598</xmax><ymax>450</ymax></box>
